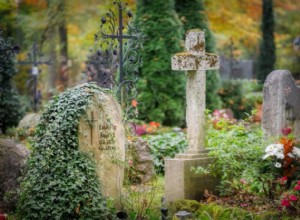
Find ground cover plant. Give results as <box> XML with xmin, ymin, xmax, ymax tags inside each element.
<box><xmin>143</xmin><ymin>132</ymin><xmax>188</xmax><ymax>174</ymax></box>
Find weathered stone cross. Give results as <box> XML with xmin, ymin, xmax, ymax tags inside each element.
<box><xmin>172</xmin><ymin>29</ymin><xmax>219</xmax><ymax>154</ymax></box>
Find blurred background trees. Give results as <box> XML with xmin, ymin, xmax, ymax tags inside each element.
<box><xmin>0</xmin><ymin>0</ymin><xmax>300</xmax><ymax>126</ymax></box>
<box><xmin>175</xmin><ymin>0</ymin><xmax>222</xmax><ymax>110</ymax></box>
<box><xmin>257</xmin><ymin>0</ymin><xmax>276</xmax><ymax>83</ymax></box>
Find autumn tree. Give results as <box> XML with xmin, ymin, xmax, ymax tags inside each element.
<box><xmin>257</xmin><ymin>0</ymin><xmax>276</xmax><ymax>83</ymax></box>
<box><xmin>175</xmin><ymin>0</ymin><xmax>222</xmax><ymax>110</ymax></box>
<box><xmin>135</xmin><ymin>0</ymin><xmax>185</xmax><ymax>126</ymax></box>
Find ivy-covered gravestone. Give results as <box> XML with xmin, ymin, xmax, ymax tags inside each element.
<box><xmin>18</xmin><ymin>83</ymin><xmax>125</xmax><ymax>219</ymax></box>
<box><xmin>78</xmin><ymin>86</ymin><xmax>125</xmax><ymax>198</ymax></box>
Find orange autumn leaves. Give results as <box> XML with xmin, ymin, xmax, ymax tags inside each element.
<box><xmin>280</xmin><ymin>135</ymin><xmax>297</xmax><ymax>177</ymax></box>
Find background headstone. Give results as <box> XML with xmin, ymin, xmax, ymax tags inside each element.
<box><xmin>0</xmin><ymin>139</ymin><xmax>29</xmax><ymax>212</ymax></box>
<box><xmin>219</xmin><ymin>56</ymin><xmax>254</xmax><ymax>80</ymax></box>
<box><xmin>263</xmin><ymin>70</ymin><xmax>300</xmax><ymax>140</ymax></box>
<box><xmin>126</xmin><ymin>137</ymin><xmax>154</xmax><ymax>184</ymax></box>
<box><xmin>18</xmin><ymin>113</ymin><xmax>40</xmax><ymax>130</ymax></box>
<box><xmin>78</xmin><ymin>91</ymin><xmax>126</xmax><ymax>199</ymax></box>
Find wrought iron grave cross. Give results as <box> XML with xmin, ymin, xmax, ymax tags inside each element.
<box><xmin>95</xmin><ymin>0</ymin><xmax>143</xmax><ymax>111</ymax></box>
<box><xmin>98</xmin><ymin>0</ymin><xmax>137</xmax><ymax>85</ymax></box>
<box><xmin>19</xmin><ymin>36</ymin><xmax>51</xmax><ymax>112</ymax></box>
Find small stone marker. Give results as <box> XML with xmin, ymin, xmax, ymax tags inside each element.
<box><xmin>78</xmin><ymin>92</ymin><xmax>125</xmax><ymax>199</ymax></box>
<box><xmin>263</xmin><ymin>70</ymin><xmax>300</xmax><ymax>140</ymax></box>
<box><xmin>165</xmin><ymin>29</ymin><xmax>219</xmax><ymax>202</ymax></box>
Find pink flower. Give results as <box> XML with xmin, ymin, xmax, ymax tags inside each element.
<box><xmin>282</xmin><ymin>127</ymin><xmax>292</xmax><ymax>136</ymax></box>
<box><xmin>294</xmin><ymin>185</ymin><xmax>300</xmax><ymax>191</ymax></box>
<box><xmin>290</xmin><ymin>195</ymin><xmax>298</xmax><ymax>201</ymax></box>
<box><xmin>281</xmin><ymin>198</ymin><xmax>290</xmax><ymax>207</ymax></box>
<box><xmin>297</xmin><ymin>180</ymin><xmax>300</xmax><ymax>185</ymax></box>
<box><xmin>278</xmin><ymin>176</ymin><xmax>288</xmax><ymax>185</ymax></box>
<box><xmin>240</xmin><ymin>179</ymin><xmax>248</xmax><ymax>185</ymax></box>
<box><xmin>240</xmin><ymin>203</ymin><xmax>248</xmax><ymax>207</ymax></box>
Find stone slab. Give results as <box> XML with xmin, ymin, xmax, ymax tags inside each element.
<box><xmin>165</xmin><ymin>155</ymin><xmax>218</xmax><ymax>203</ymax></box>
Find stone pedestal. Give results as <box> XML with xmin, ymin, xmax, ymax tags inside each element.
<box><xmin>165</xmin><ymin>151</ymin><xmax>218</xmax><ymax>203</ymax></box>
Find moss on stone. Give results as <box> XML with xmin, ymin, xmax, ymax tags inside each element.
<box><xmin>169</xmin><ymin>199</ymin><xmax>295</xmax><ymax>220</ymax></box>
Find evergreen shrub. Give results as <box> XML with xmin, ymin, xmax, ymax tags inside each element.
<box><xmin>135</xmin><ymin>0</ymin><xmax>185</xmax><ymax>126</ymax></box>
<box><xmin>0</xmin><ymin>34</ymin><xmax>23</xmax><ymax>134</ymax></box>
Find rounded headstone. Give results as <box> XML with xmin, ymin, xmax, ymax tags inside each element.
<box><xmin>78</xmin><ymin>91</ymin><xmax>125</xmax><ymax>198</ymax></box>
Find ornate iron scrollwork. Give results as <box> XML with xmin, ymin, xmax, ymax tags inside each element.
<box><xmin>92</xmin><ymin>0</ymin><xmax>144</xmax><ymax>119</ymax></box>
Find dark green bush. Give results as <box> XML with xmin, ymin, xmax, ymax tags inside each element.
<box><xmin>0</xmin><ymin>35</ymin><xmax>23</xmax><ymax>134</ymax></box>
<box><xmin>17</xmin><ymin>84</ymin><xmax>113</xmax><ymax>219</ymax></box>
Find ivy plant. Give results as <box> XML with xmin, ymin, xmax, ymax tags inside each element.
<box><xmin>17</xmin><ymin>83</ymin><xmax>114</xmax><ymax>219</ymax></box>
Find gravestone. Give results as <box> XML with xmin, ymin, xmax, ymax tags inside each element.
<box><xmin>126</xmin><ymin>137</ymin><xmax>154</xmax><ymax>184</ymax></box>
<box><xmin>78</xmin><ymin>89</ymin><xmax>125</xmax><ymax>199</ymax></box>
<box><xmin>165</xmin><ymin>29</ymin><xmax>219</xmax><ymax>203</ymax></box>
<box><xmin>0</xmin><ymin>139</ymin><xmax>29</xmax><ymax>212</ymax></box>
<box><xmin>219</xmin><ymin>56</ymin><xmax>254</xmax><ymax>80</ymax></box>
<box><xmin>18</xmin><ymin>113</ymin><xmax>40</xmax><ymax>130</ymax></box>
<box><xmin>263</xmin><ymin>70</ymin><xmax>300</xmax><ymax>140</ymax></box>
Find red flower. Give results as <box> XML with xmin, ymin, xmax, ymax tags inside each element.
<box><xmin>294</xmin><ymin>185</ymin><xmax>300</xmax><ymax>191</ymax></box>
<box><xmin>282</xmin><ymin>127</ymin><xmax>292</xmax><ymax>136</ymax></box>
<box><xmin>290</xmin><ymin>195</ymin><xmax>298</xmax><ymax>201</ymax></box>
<box><xmin>297</xmin><ymin>180</ymin><xmax>300</xmax><ymax>185</ymax></box>
<box><xmin>281</xmin><ymin>198</ymin><xmax>291</xmax><ymax>207</ymax></box>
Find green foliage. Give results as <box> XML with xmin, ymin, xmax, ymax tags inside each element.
<box><xmin>143</xmin><ymin>132</ymin><xmax>188</xmax><ymax>174</ymax></box>
<box><xmin>135</xmin><ymin>0</ymin><xmax>185</xmax><ymax>126</ymax></box>
<box><xmin>257</xmin><ymin>0</ymin><xmax>276</xmax><ymax>83</ymax></box>
<box><xmin>175</xmin><ymin>0</ymin><xmax>222</xmax><ymax>110</ymax></box>
<box><xmin>201</xmin><ymin>117</ymin><xmax>269</xmax><ymax>196</ymax></box>
<box><xmin>218</xmin><ymin>80</ymin><xmax>262</xmax><ymax>119</ymax></box>
<box><xmin>17</xmin><ymin>84</ymin><xmax>113</xmax><ymax>219</ymax></box>
<box><xmin>0</xmin><ymin>35</ymin><xmax>24</xmax><ymax>134</ymax></box>
<box><xmin>169</xmin><ymin>200</ymin><xmax>290</xmax><ymax>220</ymax></box>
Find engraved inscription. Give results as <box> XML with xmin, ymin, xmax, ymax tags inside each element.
<box><xmin>98</xmin><ymin>122</ymin><xmax>116</xmax><ymax>151</ymax></box>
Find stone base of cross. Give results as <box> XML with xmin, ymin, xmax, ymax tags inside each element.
<box><xmin>165</xmin><ymin>29</ymin><xmax>219</xmax><ymax>203</ymax></box>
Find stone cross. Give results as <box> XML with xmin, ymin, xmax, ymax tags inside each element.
<box><xmin>172</xmin><ymin>29</ymin><xmax>219</xmax><ymax>154</ymax></box>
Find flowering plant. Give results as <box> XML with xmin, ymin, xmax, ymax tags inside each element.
<box><xmin>263</xmin><ymin>127</ymin><xmax>300</xmax><ymax>178</ymax></box>
<box><xmin>135</xmin><ymin>121</ymin><xmax>161</xmax><ymax>136</ymax></box>
<box><xmin>211</xmin><ymin>109</ymin><xmax>235</xmax><ymax>129</ymax></box>
<box><xmin>280</xmin><ymin>179</ymin><xmax>300</xmax><ymax>214</ymax></box>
